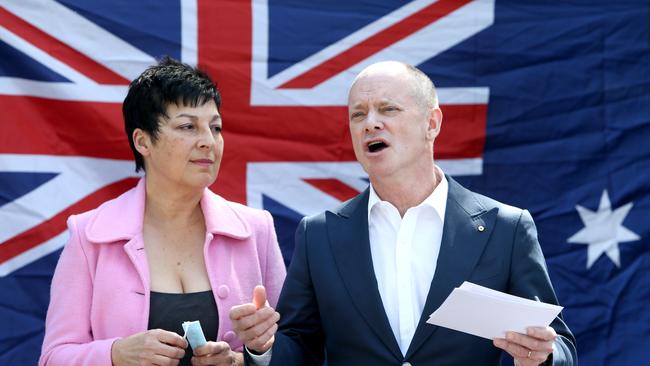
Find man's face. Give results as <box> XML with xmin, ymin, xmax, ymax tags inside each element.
<box><xmin>348</xmin><ymin>66</ymin><xmax>440</xmax><ymax>182</ymax></box>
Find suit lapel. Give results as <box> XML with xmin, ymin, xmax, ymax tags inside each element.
<box><xmin>327</xmin><ymin>190</ymin><xmax>403</xmax><ymax>360</ymax></box>
<box><xmin>405</xmin><ymin>177</ymin><xmax>498</xmax><ymax>358</ymax></box>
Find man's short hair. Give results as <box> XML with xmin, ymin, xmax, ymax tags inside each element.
<box><xmin>350</xmin><ymin>61</ymin><xmax>439</xmax><ymax>110</ymax></box>
<box><xmin>122</xmin><ymin>57</ymin><xmax>221</xmax><ymax>172</ymax></box>
<box><xmin>402</xmin><ymin>63</ymin><xmax>438</xmax><ymax>109</ymax></box>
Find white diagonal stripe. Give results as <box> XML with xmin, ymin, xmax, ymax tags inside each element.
<box><xmin>0</xmin><ymin>154</ymin><xmax>140</xmax><ymax>244</ymax></box>
<box><xmin>0</xmin><ymin>77</ymin><xmax>128</xmax><ymax>101</ymax></box>
<box><xmin>181</xmin><ymin>0</ymin><xmax>198</xmax><ymax>65</ymax></box>
<box><xmin>251</xmin><ymin>0</ymin><xmax>494</xmax><ymax>106</ymax></box>
<box><xmin>0</xmin><ymin>231</ymin><xmax>67</xmax><ymax>277</ymax></box>
<box><xmin>3</xmin><ymin>0</ymin><xmax>155</xmax><ymax>81</ymax></box>
<box><xmin>264</xmin><ymin>0</ymin><xmax>440</xmax><ymax>87</ymax></box>
<box><xmin>0</xmin><ymin>26</ymin><xmax>95</xmax><ymax>85</ymax></box>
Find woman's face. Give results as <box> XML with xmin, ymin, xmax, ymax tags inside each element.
<box><xmin>140</xmin><ymin>100</ymin><xmax>223</xmax><ymax>190</ymax></box>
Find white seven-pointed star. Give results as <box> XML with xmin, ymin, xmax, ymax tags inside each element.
<box><xmin>568</xmin><ymin>190</ymin><xmax>640</xmax><ymax>269</ymax></box>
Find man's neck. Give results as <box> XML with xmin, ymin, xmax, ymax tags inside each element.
<box><xmin>371</xmin><ymin>166</ymin><xmax>441</xmax><ymax>217</ymax></box>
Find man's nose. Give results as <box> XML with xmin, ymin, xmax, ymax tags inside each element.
<box><xmin>364</xmin><ymin>110</ymin><xmax>383</xmax><ymax>132</ymax></box>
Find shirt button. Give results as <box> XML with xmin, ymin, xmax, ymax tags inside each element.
<box><xmin>223</xmin><ymin>331</ymin><xmax>236</xmax><ymax>343</ymax></box>
<box><xmin>217</xmin><ymin>285</ymin><xmax>230</xmax><ymax>299</ymax></box>
<box><xmin>402</xmin><ymin>362</ymin><xmax>412</xmax><ymax>366</ymax></box>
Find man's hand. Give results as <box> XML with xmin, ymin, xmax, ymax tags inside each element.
<box><xmin>493</xmin><ymin>326</ymin><xmax>556</xmax><ymax>366</ymax></box>
<box><xmin>229</xmin><ymin>285</ymin><xmax>280</xmax><ymax>354</ymax></box>
<box><xmin>191</xmin><ymin>341</ymin><xmax>242</xmax><ymax>366</ymax></box>
<box><xmin>111</xmin><ymin>329</ymin><xmax>187</xmax><ymax>366</ymax></box>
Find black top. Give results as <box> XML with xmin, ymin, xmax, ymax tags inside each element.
<box><xmin>148</xmin><ymin>290</ymin><xmax>219</xmax><ymax>366</ymax></box>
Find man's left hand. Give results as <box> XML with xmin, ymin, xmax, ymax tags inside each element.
<box><xmin>493</xmin><ymin>326</ymin><xmax>556</xmax><ymax>366</ymax></box>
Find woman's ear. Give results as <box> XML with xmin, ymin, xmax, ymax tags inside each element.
<box><xmin>132</xmin><ymin>128</ymin><xmax>152</xmax><ymax>157</ymax></box>
<box><xmin>426</xmin><ymin>107</ymin><xmax>443</xmax><ymax>141</ymax></box>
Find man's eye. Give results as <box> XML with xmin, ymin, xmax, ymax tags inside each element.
<box><xmin>351</xmin><ymin>112</ymin><xmax>365</xmax><ymax>120</ymax></box>
<box><xmin>179</xmin><ymin>124</ymin><xmax>194</xmax><ymax>130</ymax></box>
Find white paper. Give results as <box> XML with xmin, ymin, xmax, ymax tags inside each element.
<box><xmin>426</xmin><ymin>281</ymin><xmax>562</xmax><ymax>340</ymax></box>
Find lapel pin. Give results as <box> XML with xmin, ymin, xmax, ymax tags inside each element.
<box><xmin>477</xmin><ymin>225</ymin><xmax>485</xmax><ymax>232</ymax></box>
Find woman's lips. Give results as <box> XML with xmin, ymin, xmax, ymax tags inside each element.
<box><xmin>191</xmin><ymin>159</ymin><xmax>214</xmax><ymax>166</ymax></box>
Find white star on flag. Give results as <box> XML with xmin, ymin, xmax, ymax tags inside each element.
<box><xmin>568</xmin><ymin>189</ymin><xmax>640</xmax><ymax>269</ymax></box>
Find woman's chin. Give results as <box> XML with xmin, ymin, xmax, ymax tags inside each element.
<box><xmin>182</xmin><ymin>173</ymin><xmax>218</xmax><ymax>190</ymax></box>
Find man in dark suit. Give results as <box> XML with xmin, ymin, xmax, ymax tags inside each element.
<box><xmin>230</xmin><ymin>61</ymin><xmax>577</xmax><ymax>366</ymax></box>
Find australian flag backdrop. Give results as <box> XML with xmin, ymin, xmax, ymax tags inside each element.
<box><xmin>1</xmin><ymin>0</ymin><xmax>649</xmax><ymax>365</ymax></box>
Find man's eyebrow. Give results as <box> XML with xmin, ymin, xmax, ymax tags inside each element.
<box><xmin>349</xmin><ymin>102</ymin><xmax>366</xmax><ymax>110</ymax></box>
<box><xmin>377</xmin><ymin>99</ymin><xmax>397</xmax><ymax>105</ymax></box>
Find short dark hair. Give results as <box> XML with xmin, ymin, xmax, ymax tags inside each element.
<box><xmin>122</xmin><ymin>57</ymin><xmax>221</xmax><ymax>172</ymax></box>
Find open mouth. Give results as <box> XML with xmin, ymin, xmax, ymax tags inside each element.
<box><xmin>367</xmin><ymin>140</ymin><xmax>388</xmax><ymax>153</ymax></box>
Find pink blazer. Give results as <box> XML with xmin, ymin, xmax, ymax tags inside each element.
<box><xmin>39</xmin><ymin>179</ymin><xmax>287</xmax><ymax>366</ymax></box>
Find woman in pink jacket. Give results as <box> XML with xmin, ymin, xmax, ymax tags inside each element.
<box><xmin>39</xmin><ymin>58</ymin><xmax>286</xmax><ymax>366</ymax></box>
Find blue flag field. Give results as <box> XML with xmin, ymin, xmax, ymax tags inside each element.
<box><xmin>1</xmin><ymin>1</ymin><xmax>649</xmax><ymax>365</ymax></box>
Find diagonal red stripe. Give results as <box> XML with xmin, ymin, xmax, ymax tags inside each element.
<box><xmin>0</xmin><ymin>7</ymin><xmax>130</xmax><ymax>85</ymax></box>
<box><xmin>0</xmin><ymin>96</ymin><xmax>129</xmax><ymax>159</ymax></box>
<box><xmin>0</xmin><ymin>178</ymin><xmax>139</xmax><ymax>264</ymax></box>
<box><xmin>304</xmin><ymin>178</ymin><xmax>361</xmax><ymax>202</ymax></box>
<box><xmin>278</xmin><ymin>0</ymin><xmax>471</xmax><ymax>89</ymax></box>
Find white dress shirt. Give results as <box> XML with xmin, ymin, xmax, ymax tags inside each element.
<box><xmin>368</xmin><ymin>172</ymin><xmax>448</xmax><ymax>355</ymax></box>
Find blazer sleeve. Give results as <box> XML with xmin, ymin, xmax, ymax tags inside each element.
<box><xmin>39</xmin><ymin>215</ymin><xmax>119</xmax><ymax>366</ymax></box>
<box><xmin>509</xmin><ymin>210</ymin><xmax>578</xmax><ymax>366</ymax></box>
<box><xmin>265</xmin><ymin>217</ymin><xmax>325</xmax><ymax>366</ymax></box>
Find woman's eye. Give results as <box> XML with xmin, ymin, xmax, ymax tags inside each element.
<box><xmin>179</xmin><ymin>124</ymin><xmax>194</xmax><ymax>130</ymax></box>
<box><xmin>212</xmin><ymin>125</ymin><xmax>222</xmax><ymax>133</ymax></box>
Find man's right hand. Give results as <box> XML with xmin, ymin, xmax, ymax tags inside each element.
<box><xmin>229</xmin><ymin>285</ymin><xmax>280</xmax><ymax>354</ymax></box>
<box><xmin>111</xmin><ymin>329</ymin><xmax>187</xmax><ymax>366</ymax></box>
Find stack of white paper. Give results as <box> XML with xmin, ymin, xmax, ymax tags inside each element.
<box><xmin>426</xmin><ymin>282</ymin><xmax>562</xmax><ymax>339</ymax></box>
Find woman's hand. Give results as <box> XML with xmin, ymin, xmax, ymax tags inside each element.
<box><xmin>111</xmin><ymin>329</ymin><xmax>187</xmax><ymax>366</ymax></box>
<box><xmin>191</xmin><ymin>342</ymin><xmax>242</xmax><ymax>366</ymax></box>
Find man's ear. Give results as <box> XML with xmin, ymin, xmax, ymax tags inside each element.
<box><xmin>426</xmin><ymin>107</ymin><xmax>443</xmax><ymax>141</ymax></box>
<box><xmin>132</xmin><ymin>128</ymin><xmax>152</xmax><ymax>157</ymax></box>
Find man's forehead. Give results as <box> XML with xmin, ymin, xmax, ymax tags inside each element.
<box><xmin>348</xmin><ymin>69</ymin><xmax>414</xmax><ymax>106</ymax></box>
<box><xmin>353</xmin><ymin>67</ymin><xmax>408</xmax><ymax>88</ymax></box>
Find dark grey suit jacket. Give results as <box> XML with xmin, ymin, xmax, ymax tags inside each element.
<box><xmin>263</xmin><ymin>176</ymin><xmax>577</xmax><ymax>366</ymax></box>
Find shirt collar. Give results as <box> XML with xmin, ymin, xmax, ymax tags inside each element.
<box><xmin>368</xmin><ymin>165</ymin><xmax>448</xmax><ymax>221</ymax></box>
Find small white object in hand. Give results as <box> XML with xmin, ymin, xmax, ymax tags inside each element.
<box><xmin>182</xmin><ymin>320</ymin><xmax>207</xmax><ymax>349</ymax></box>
